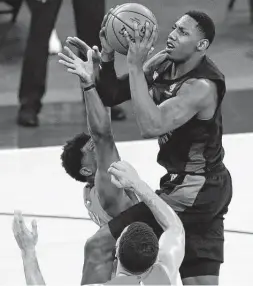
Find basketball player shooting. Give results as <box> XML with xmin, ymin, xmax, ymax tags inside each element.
<box><xmin>68</xmin><ymin>7</ymin><xmax>233</xmax><ymax>286</ymax></box>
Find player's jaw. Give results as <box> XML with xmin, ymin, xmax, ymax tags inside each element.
<box><xmin>165</xmin><ymin>39</ymin><xmax>196</xmax><ymax>63</ymax></box>
<box><xmin>81</xmin><ymin>169</ymin><xmax>95</xmax><ymax>186</ymax></box>
<box><xmin>86</xmin><ymin>174</ymin><xmax>95</xmax><ymax>185</ymax></box>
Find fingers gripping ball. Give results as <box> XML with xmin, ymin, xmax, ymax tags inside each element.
<box><xmin>105</xmin><ymin>3</ymin><xmax>158</xmax><ymax>55</ymax></box>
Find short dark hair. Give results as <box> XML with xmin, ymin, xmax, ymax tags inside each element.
<box><xmin>119</xmin><ymin>222</ymin><xmax>159</xmax><ymax>274</ymax></box>
<box><xmin>61</xmin><ymin>133</ymin><xmax>91</xmax><ymax>183</ymax></box>
<box><xmin>185</xmin><ymin>10</ymin><xmax>215</xmax><ymax>46</ymax></box>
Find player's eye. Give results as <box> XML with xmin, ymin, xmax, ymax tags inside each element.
<box><xmin>179</xmin><ymin>28</ymin><xmax>188</xmax><ymax>36</ymax></box>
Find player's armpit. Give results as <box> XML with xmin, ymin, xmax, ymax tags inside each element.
<box><xmin>94</xmin><ymin>140</ymin><xmax>133</xmax><ymax>217</ymax></box>
<box><xmin>148</xmin><ymin>78</ymin><xmax>217</xmax><ymax>137</ymax></box>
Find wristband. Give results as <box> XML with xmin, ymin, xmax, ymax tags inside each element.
<box><xmin>82</xmin><ymin>84</ymin><xmax>96</xmax><ymax>91</ymax></box>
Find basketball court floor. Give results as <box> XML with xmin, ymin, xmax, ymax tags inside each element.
<box><xmin>0</xmin><ymin>133</ymin><xmax>253</xmax><ymax>285</ymax></box>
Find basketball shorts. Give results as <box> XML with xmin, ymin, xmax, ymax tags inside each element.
<box><xmin>83</xmin><ymin>185</ymin><xmax>112</xmax><ymax>227</ymax></box>
<box><xmin>108</xmin><ymin>164</ymin><xmax>233</xmax><ymax>278</ymax></box>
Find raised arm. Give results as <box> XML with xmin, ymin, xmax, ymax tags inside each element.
<box><xmin>82</xmin><ymin>85</ymin><xmax>135</xmax><ymax>215</ymax></box>
<box><xmin>65</xmin><ymin>29</ymin><xmax>131</xmax><ymax>106</ymax></box>
<box><xmin>96</xmin><ymin>49</ymin><xmax>169</xmax><ymax>107</ymax></box>
<box><xmin>129</xmin><ymin>69</ymin><xmax>217</xmax><ymax>138</ymax></box>
<box><xmin>58</xmin><ymin>48</ymin><xmax>137</xmax><ymax>215</ymax></box>
<box><xmin>108</xmin><ymin>161</ymin><xmax>185</xmax><ymax>280</ymax></box>
<box><xmin>124</xmin><ymin>23</ymin><xmax>217</xmax><ymax>138</ymax></box>
<box><xmin>12</xmin><ymin>211</ymin><xmax>45</xmax><ymax>285</ymax></box>
<box><xmin>65</xmin><ymin>17</ymin><xmax>167</xmax><ymax>108</ymax></box>
<box><xmin>133</xmin><ymin>179</ymin><xmax>184</xmax><ymax>280</ymax></box>
<box><xmin>95</xmin><ymin>11</ymin><xmax>133</xmax><ymax>107</ymax></box>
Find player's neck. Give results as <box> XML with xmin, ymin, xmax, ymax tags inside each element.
<box><xmin>116</xmin><ymin>263</ymin><xmax>132</xmax><ymax>277</ymax></box>
<box><xmin>116</xmin><ymin>263</ymin><xmax>153</xmax><ymax>280</ymax></box>
<box><xmin>171</xmin><ymin>53</ymin><xmax>205</xmax><ymax>79</ymax></box>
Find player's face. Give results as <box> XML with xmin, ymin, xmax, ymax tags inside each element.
<box><xmin>80</xmin><ymin>141</ymin><xmax>97</xmax><ymax>184</ymax></box>
<box><xmin>165</xmin><ymin>15</ymin><xmax>206</xmax><ymax>62</ymax></box>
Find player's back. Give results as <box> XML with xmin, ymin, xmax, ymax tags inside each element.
<box><xmin>105</xmin><ymin>262</ymin><xmax>172</xmax><ymax>285</ymax></box>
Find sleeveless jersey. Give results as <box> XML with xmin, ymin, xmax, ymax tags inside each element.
<box><xmin>144</xmin><ymin>54</ymin><xmax>226</xmax><ymax>174</ymax></box>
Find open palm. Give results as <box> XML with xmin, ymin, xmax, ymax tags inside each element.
<box><xmin>58</xmin><ymin>47</ymin><xmax>95</xmax><ymax>85</ymax></box>
<box><xmin>12</xmin><ymin>211</ymin><xmax>38</xmax><ymax>252</ymax></box>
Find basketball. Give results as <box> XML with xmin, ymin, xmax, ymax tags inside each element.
<box><xmin>105</xmin><ymin>3</ymin><xmax>158</xmax><ymax>55</ymax></box>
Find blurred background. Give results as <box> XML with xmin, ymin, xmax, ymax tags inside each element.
<box><xmin>0</xmin><ymin>0</ymin><xmax>253</xmax><ymax>149</ymax></box>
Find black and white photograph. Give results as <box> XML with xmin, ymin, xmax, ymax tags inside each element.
<box><xmin>0</xmin><ymin>0</ymin><xmax>253</xmax><ymax>285</ymax></box>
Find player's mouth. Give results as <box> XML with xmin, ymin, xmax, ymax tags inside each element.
<box><xmin>166</xmin><ymin>42</ymin><xmax>175</xmax><ymax>51</ymax></box>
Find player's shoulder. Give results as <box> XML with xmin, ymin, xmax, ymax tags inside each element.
<box><xmin>181</xmin><ymin>78</ymin><xmax>217</xmax><ymax>102</ymax></box>
<box><xmin>144</xmin><ymin>262</ymin><xmax>172</xmax><ymax>285</ymax></box>
<box><xmin>144</xmin><ymin>50</ymin><xmax>170</xmax><ymax>73</ymax></box>
<box><xmin>184</xmin><ymin>78</ymin><xmax>217</xmax><ymax>91</ymax></box>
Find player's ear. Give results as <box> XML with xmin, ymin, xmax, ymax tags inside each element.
<box><xmin>80</xmin><ymin>167</ymin><xmax>92</xmax><ymax>176</ymax></box>
<box><xmin>197</xmin><ymin>39</ymin><xmax>209</xmax><ymax>51</ymax></box>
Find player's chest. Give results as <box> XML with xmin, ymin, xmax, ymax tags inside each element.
<box><xmin>149</xmin><ymin>72</ymin><xmax>185</xmax><ymax>105</ymax></box>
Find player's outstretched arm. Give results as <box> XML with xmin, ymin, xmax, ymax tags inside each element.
<box><xmin>59</xmin><ymin>47</ymin><xmax>112</xmax><ymax>141</ymax></box>
<box><xmin>83</xmin><ymin>86</ymin><xmax>137</xmax><ymax>216</ymax></box>
<box><xmin>59</xmin><ymin>48</ymin><xmax>136</xmax><ymax>215</ymax></box>
<box><xmin>12</xmin><ymin>211</ymin><xmax>45</xmax><ymax>285</ymax></box>
<box><xmin>108</xmin><ymin>161</ymin><xmax>185</xmax><ymax>279</ymax></box>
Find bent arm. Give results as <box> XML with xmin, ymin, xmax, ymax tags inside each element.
<box><xmin>21</xmin><ymin>250</ymin><xmax>45</xmax><ymax>285</ymax></box>
<box><xmin>131</xmin><ymin>179</ymin><xmax>183</xmax><ymax>232</ymax></box>
<box><xmin>128</xmin><ymin>69</ymin><xmax>217</xmax><ymax>138</ymax></box>
<box><xmin>96</xmin><ymin>50</ymin><xmax>166</xmax><ymax>107</ymax></box>
<box><xmin>130</xmin><ymin>179</ymin><xmax>184</xmax><ymax>278</ymax></box>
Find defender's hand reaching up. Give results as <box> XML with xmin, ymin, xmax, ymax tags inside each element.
<box><xmin>12</xmin><ymin>211</ymin><xmax>38</xmax><ymax>253</ymax></box>
<box><xmin>66</xmin><ymin>37</ymin><xmax>102</xmax><ymax>66</ymax></box>
<box><xmin>58</xmin><ymin>47</ymin><xmax>98</xmax><ymax>87</ymax></box>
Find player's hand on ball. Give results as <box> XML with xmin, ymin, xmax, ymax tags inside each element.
<box><xmin>108</xmin><ymin>161</ymin><xmax>141</xmax><ymax>190</ymax></box>
<box><xmin>58</xmin><ymin>47</ymin><xmax>95</xmax><ymax>86</ymax></box>
<box><xmin>12</xmin><ymin>210</ymin><xmax>38</xmax><ymax>253</ymax></box>
<box><xmin>125</xmin><ymin>21</ymin><xmax>158</xmax><ymax>69</ymax></box>
<box><xmin>100</xmin><ymin>7</ymin><xmax>119</xmax><ymax>55</ymax></box>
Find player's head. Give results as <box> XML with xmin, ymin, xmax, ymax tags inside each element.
<box><xmin>166</xmin><ymin>10</ymin><xmax>215</xmax><ymax>62</ymax></box>
<box><xmin>115</xmin><ymin>222</ymin><xmax>159</xmax><ymax>275</ymax></box>
<box><xmin>61</xmin><ymin>133</ymin><xmax>97</xmax><ymax>185</ymax></box>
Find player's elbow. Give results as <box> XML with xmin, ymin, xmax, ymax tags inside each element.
<box><xmin>91</xmin><ymin>126</ymin><xmax>113</xmax><ymax>142</ymax></box>
<box><xmin>141</xmin><ymin>131</ymin><xmax>154</xmax><ymax>139</ymax></box>
<box><xmin>139</xmin><ymin>117</ymin><xmax>166</xmax><ymax>139</ymax></box>
<box><xmin>139</xmin><ymin>125</ymin><xmax>162</xmax><ymax>139</ymax></box>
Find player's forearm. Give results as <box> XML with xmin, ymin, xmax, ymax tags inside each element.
<box><xmin>101</xmin><ymin>50</ymin><xmax>115</xmax><ymax>63</ymax></box>
<box><xmin>96</xmin><ymin>61</ymin><xmax>131</xmax><ymax>106</ymax></box>
<box><xmin>128</xmin><ymin>66</ymin><xmax>163</xmax><ymax>138</ymax></box>
<box><xmin>82</xmin><ymin>84</ymin><xmax>113</xmax><ymax>140</ymax></box>
<box><xmin>21</xmin><ymin>250</ymin><xmax>45</xmax><ymax>285</ymax></box>
<box><xmin>131</xmin><ymin>179</ymin><xmax>182</xmax><ymax>232</ymax></box>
